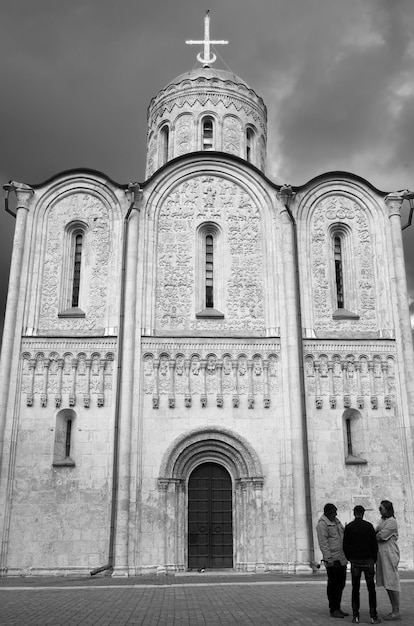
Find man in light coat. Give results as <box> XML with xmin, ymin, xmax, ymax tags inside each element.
<box><xmin>317</xmin><ymin>503</ymin><xmax>349</xmax><ymax>619</ymax></box>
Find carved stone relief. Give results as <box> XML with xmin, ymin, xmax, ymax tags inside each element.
<box><xmin>310</xmin><ymin>195</ymin><xmax>377</xmax><ymax>332</ymax></box>
<box><xmin>39</xmin><ymin>192</ymin><xmax>113</xmax><ymax>332</ymax></box>
<box><xmin>155</xmin><ymin>175</ymin><xmax>265</xmax><ymax>332</ymax></box>
<box><xmin>20</xmin><ymin>340</ymin><xmax>116</xmax><ymax>408</ymax></box>
<box><xmin>304</xmin><ymin>346</ymin><xmax>396</xmax><ymax>410</ymax></box>
<box><xmin>223</xmin><ymin>116</ymin><xmax>242</xmax><ymax>155</ymax></box>
<box><xmin>142</xmin><ymin>341</ymin><xmax>280</xmax><ymax>409</ymax></box>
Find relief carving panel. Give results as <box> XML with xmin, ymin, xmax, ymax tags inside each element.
<box><xmin>39</xmin><ymin>192</ymin><xmax>112</xmax><ymax>332</ymax></box>
<box><xmin>155</xmin><ymin>176</ymin><xmax>265</xmax><ymax>332</ymax></box>
<box><xmin>311</xmin><ymin>195</ymin><xmax>377</xmax><ymax>332</ymax></box>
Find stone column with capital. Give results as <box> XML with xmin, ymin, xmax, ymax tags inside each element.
<box><xmin>112</xmin><ymin>198</ymin><xmax>141</xmax><ymax>577</ymax></box>
<box><xmin>278</xmin><ymin>199</ymin><xmax>313</xmax><ymax>572</ymax></box>
<box><xmin>384</xmin><ymin>192</ymin><xmax>414</xmax><ymax>529</ymax></box>
<box><xmin>0</xmin><ymin>183</ymin><xmax>33</xmax><ymax>448</ymax></box>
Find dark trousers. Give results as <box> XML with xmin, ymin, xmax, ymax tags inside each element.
<box><xmin>350</xmin><ymin>560</ymin><xmax>377</xmax><ymax>617</ymax></box>
<box><xmin>326</xmin><ymin>562</ymin><xmax>347</xmax><ymax>612</ymax></box>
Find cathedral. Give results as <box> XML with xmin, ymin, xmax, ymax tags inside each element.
<box><xmin>1</xmin><ymin>14</ymin><xmax>414</xmax><ymax>577</ymax></box>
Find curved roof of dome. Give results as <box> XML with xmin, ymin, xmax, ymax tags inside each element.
<box><xmin>165</xmin><ymin>66</ymin><xmax>251</xmax><ymax>90</ymax></box>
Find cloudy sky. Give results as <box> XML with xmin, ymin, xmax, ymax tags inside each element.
<box><xmin>1</xmin><ymin>0</ymin><xmax>414</xmax><ymax>338</ymax></box>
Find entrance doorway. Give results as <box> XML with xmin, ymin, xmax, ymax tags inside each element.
<box><xmin>188</xmin><ymin>462</ymin><xmax>233</xmax><ymax>569</ymax></box>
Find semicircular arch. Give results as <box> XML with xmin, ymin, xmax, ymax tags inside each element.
<box><xmin>158</xmin><ymin>426</ymin><xmax>263</xmax><ymax>482</ymax></box>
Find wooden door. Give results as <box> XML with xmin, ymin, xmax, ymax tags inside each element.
<box><xmin>188</xmin><ymin>462</ymin><xmax>233</xmax><ymax>569</ymax></box>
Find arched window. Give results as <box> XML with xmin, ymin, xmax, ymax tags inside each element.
<box><xmin>59</xmin><ymin>222</ymin><xmax>88</xmax><ymax>317</ymax></box>
<box><xmin>334</xmin><ymin>236</ymin><xmax>344</xmax><ymax>309</ymax></box>
<box><xmin>196</xmin><ymin>223</ymin><xmax>224</xmax><ymax>318</ymax></box>
<box><xmin>246</xmin><ymin>127</ymin><xmax>254</xmax><ymax>163</ymax></box>
<box><xmin>72</xmin><ymin>233</ymin><xmax>83</xmax><ymax>308</ymax></box>
<box><xmin>343</xmin><ymin>409</ymin><xmax>367</xmax><ymax>465</ymax></box>
<box><xmin>160</xmin><ymin>124</ymin><xmax>169</xmax><ymax>165</ymax></box>
<box><xmin>329</xmin><ymin>224</ymin><xmax>359</xmax><ymax>319</ymax></box>
<box><xmin>202</xmin><ymin>117</ymin><xmax>214</xmax><ymax>150</ymax></box>
<box><xmin>205</xmin><ymin>235</ymin><xmax>214</xmax><ymax>308</ymax></box>
<box><xmin>53</xmin><ymin>409</ymin><xmax>76</xmax><ymax>467</ymax></box>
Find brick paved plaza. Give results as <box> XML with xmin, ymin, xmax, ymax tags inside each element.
<box><xmin>0</xmin><ymin>572</ymin><xmax>413</xmax><ymax>625</ymax></box>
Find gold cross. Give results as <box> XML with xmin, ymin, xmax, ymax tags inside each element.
<box><xmin>186</xmin><ymin>11</ymin><xmax>228</xmax><ymax>67</ymax></box>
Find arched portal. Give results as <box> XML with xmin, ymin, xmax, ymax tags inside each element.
<box><xmin>157</xmin><ymin>427</ymin><xmax>264</xmax><ymax>573</ymax></box>
<box><xmin>188</xmin><ymin>462</ymin><xmax>232</xmax><ymax>569</ymax></box>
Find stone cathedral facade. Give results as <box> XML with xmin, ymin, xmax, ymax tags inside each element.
<box><xmin>1</xmin><ymin>21</ymin><xmax>414</xmax><ymax>577</ymax></box>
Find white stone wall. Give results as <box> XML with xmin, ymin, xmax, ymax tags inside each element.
<box><xmin>4</xmin><ymin>340</ymin><xmax>116</xmax><ymax>574</ymax></box>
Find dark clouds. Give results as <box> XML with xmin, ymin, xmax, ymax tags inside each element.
<box><xmin>1</xmin><ymin>0</ymin><xmax>414</xmax><ymax>339</ymax></box>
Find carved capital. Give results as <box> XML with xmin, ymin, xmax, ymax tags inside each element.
<box><xmin>8</xmin><ymin>182</ymin><xmax>34</xmax><ymax>211</ymax></box>
<box><xmin>384</xmin><ymin>192</ymin><xmax>407</xmax><ymax>218</ymax></box>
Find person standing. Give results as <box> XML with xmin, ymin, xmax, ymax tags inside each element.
<box><xmin>376</xmin><ymin>500</ymin><xmax>401</xmax><ymax>621</ymax></box>
<box><xmin>343</xmin><ymin>505</ymin><xmax>381</xmax><ymax>624</ymax></box>
<box><xmin>317</xmin><ymin>503</ymin><xmax>349</xmax><ymax>619</ymax></box>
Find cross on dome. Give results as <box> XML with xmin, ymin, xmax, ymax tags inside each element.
<box><xmin>185</xmin><ymin>10</ymin><xmax>228</xmax><ymax>68</ymax></box>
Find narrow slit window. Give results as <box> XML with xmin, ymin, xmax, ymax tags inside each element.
<box><xmin>72</xmin><ymin>234</ymin><xmax>83</xmax><ymax>308</ymax></box>
<box><xmin>206</xmin><ymin>235</ymin><xmax>214</xmax><ymax>308</ymax></box>
<box><xmin>161</xmin><ymin>125</ymin><xmax>169</xmax><ymax>165</ymax></box>
<box><xmin>202</xmin><ymin>118</ymin><xmax>214</xmax><ymax>150</ymax></box>
<box><xmin>65</xmin><ymin>419</ymin><xmax>72</xmax><ymax>458</ymax></box>
<box><xmin>246</xmin><ymin>128</ymin><xmax>254</xmax><ymax>162</ymax></box>
<box><xmin>334</xmin><ymin>236</ymin><xmax>344</xmax><ymax>309</ymax></box>
<box><xmin>346</xmin><ymin>418</ymin><xmax>353</xmax><ymax>456</ymax></box>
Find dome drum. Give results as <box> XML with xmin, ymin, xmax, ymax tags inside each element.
<box><xmin>146</xmin><ymin>68</ymin><xmax>267</xmax><ymax>177</ymax></box>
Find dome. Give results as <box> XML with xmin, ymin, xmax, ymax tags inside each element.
<box><xmin>145</xmin><ymin>66</ymin><xmax>267</xmax><ymax>178</ymax></box>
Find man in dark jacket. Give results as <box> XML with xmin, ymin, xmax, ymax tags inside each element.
<box><xmin>343</xmin><ymin>505</ymin><xmax>381</xmax><ymax>624</ymax></box>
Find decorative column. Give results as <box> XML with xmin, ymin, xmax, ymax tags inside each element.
<box><xmin>279</xmin><ymin>198</ymin><xmax>312</xmax><ymax>572</ymax></box>
<box><xmin>27</xmin><ymin>358</ymin><xmax>36</xmax><ymax>407</ymax></box>
<box><xmin>84</xmin><ymin>358</ymin><xmax>92</xmax><ymax>408</ymax></box>
<box><xmin>200</xmin><ymin>359</ymin><xmax>207</xmax><ymax>407</ymax></box>
<box><xmin>263</xmin><ymin>359</ymin><xmax>270</xmax><ymax>408</ymax></box>
<box><xmin>184</xmin><ymin>359</ymin><xmax>191</xmax><ymax>408</ymax></box>
<box><xmin>97</xmin><ymin>358</ymin><xmax>106</xmax><ymax>407</ymax></box>
<box><xmin>168</xmin><ymin>359</ymin><xmax>176</xmax><ymax>409</ymax></box>
<box><xmin>385</xmin><ymin>192</ymin><xmax>414</xmax><ymax>534</ymax></box>
<box><xmin>253</xmin><ymin>479</ymin><xmax>265</xmax><ymax>572</ymax></box>
<box><xmin>216</xmin><ymin>359</ymin><xmax>223</xmax><ymax>407</ymax></box>
<box><xmin>247</xmin><ymin>360</ymin><xmax>254</xmax><ymax>409</ymax></box>
<box><xmin>55</xmin><ymin>358</ymin><xmax>64</xmax><ymax>408</ymax></box>
<box><xmin>69</xmin><ymin>358</ymin><xmax>77</xmax><ymax>407</ymax></box>
<box><xmin>232</xmin><ymin>359</ymin><xmax>239</xmax><ymax>408</ymax></box>
<box><xmin>152</xmin><ymin>359</ymin><xmax>160</xmax><ymax>409</ymax></box>
<box><xmin>0</xmin><ymin>183</ymin><xmax>33</xmax><ymax>445</ymax></box>
<box><xmin>40</xmin><ymin>358</ymin><xmax>50</xmax><ymax>408</ymax></box>
<box><xmin>112</xmin><ymin>195</ymin><xmax>140</xmax><ymax>577</ymax></box>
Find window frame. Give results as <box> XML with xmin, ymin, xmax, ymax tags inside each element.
<box><xmin>58</xmin><ymin>221</ymin><xmax>88</xmax><ymax>317</ymax></box>
<box><xmin>195</xmin><ymin>222</ymin><xmax>224</xmax><ymax>318</ymax></box>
